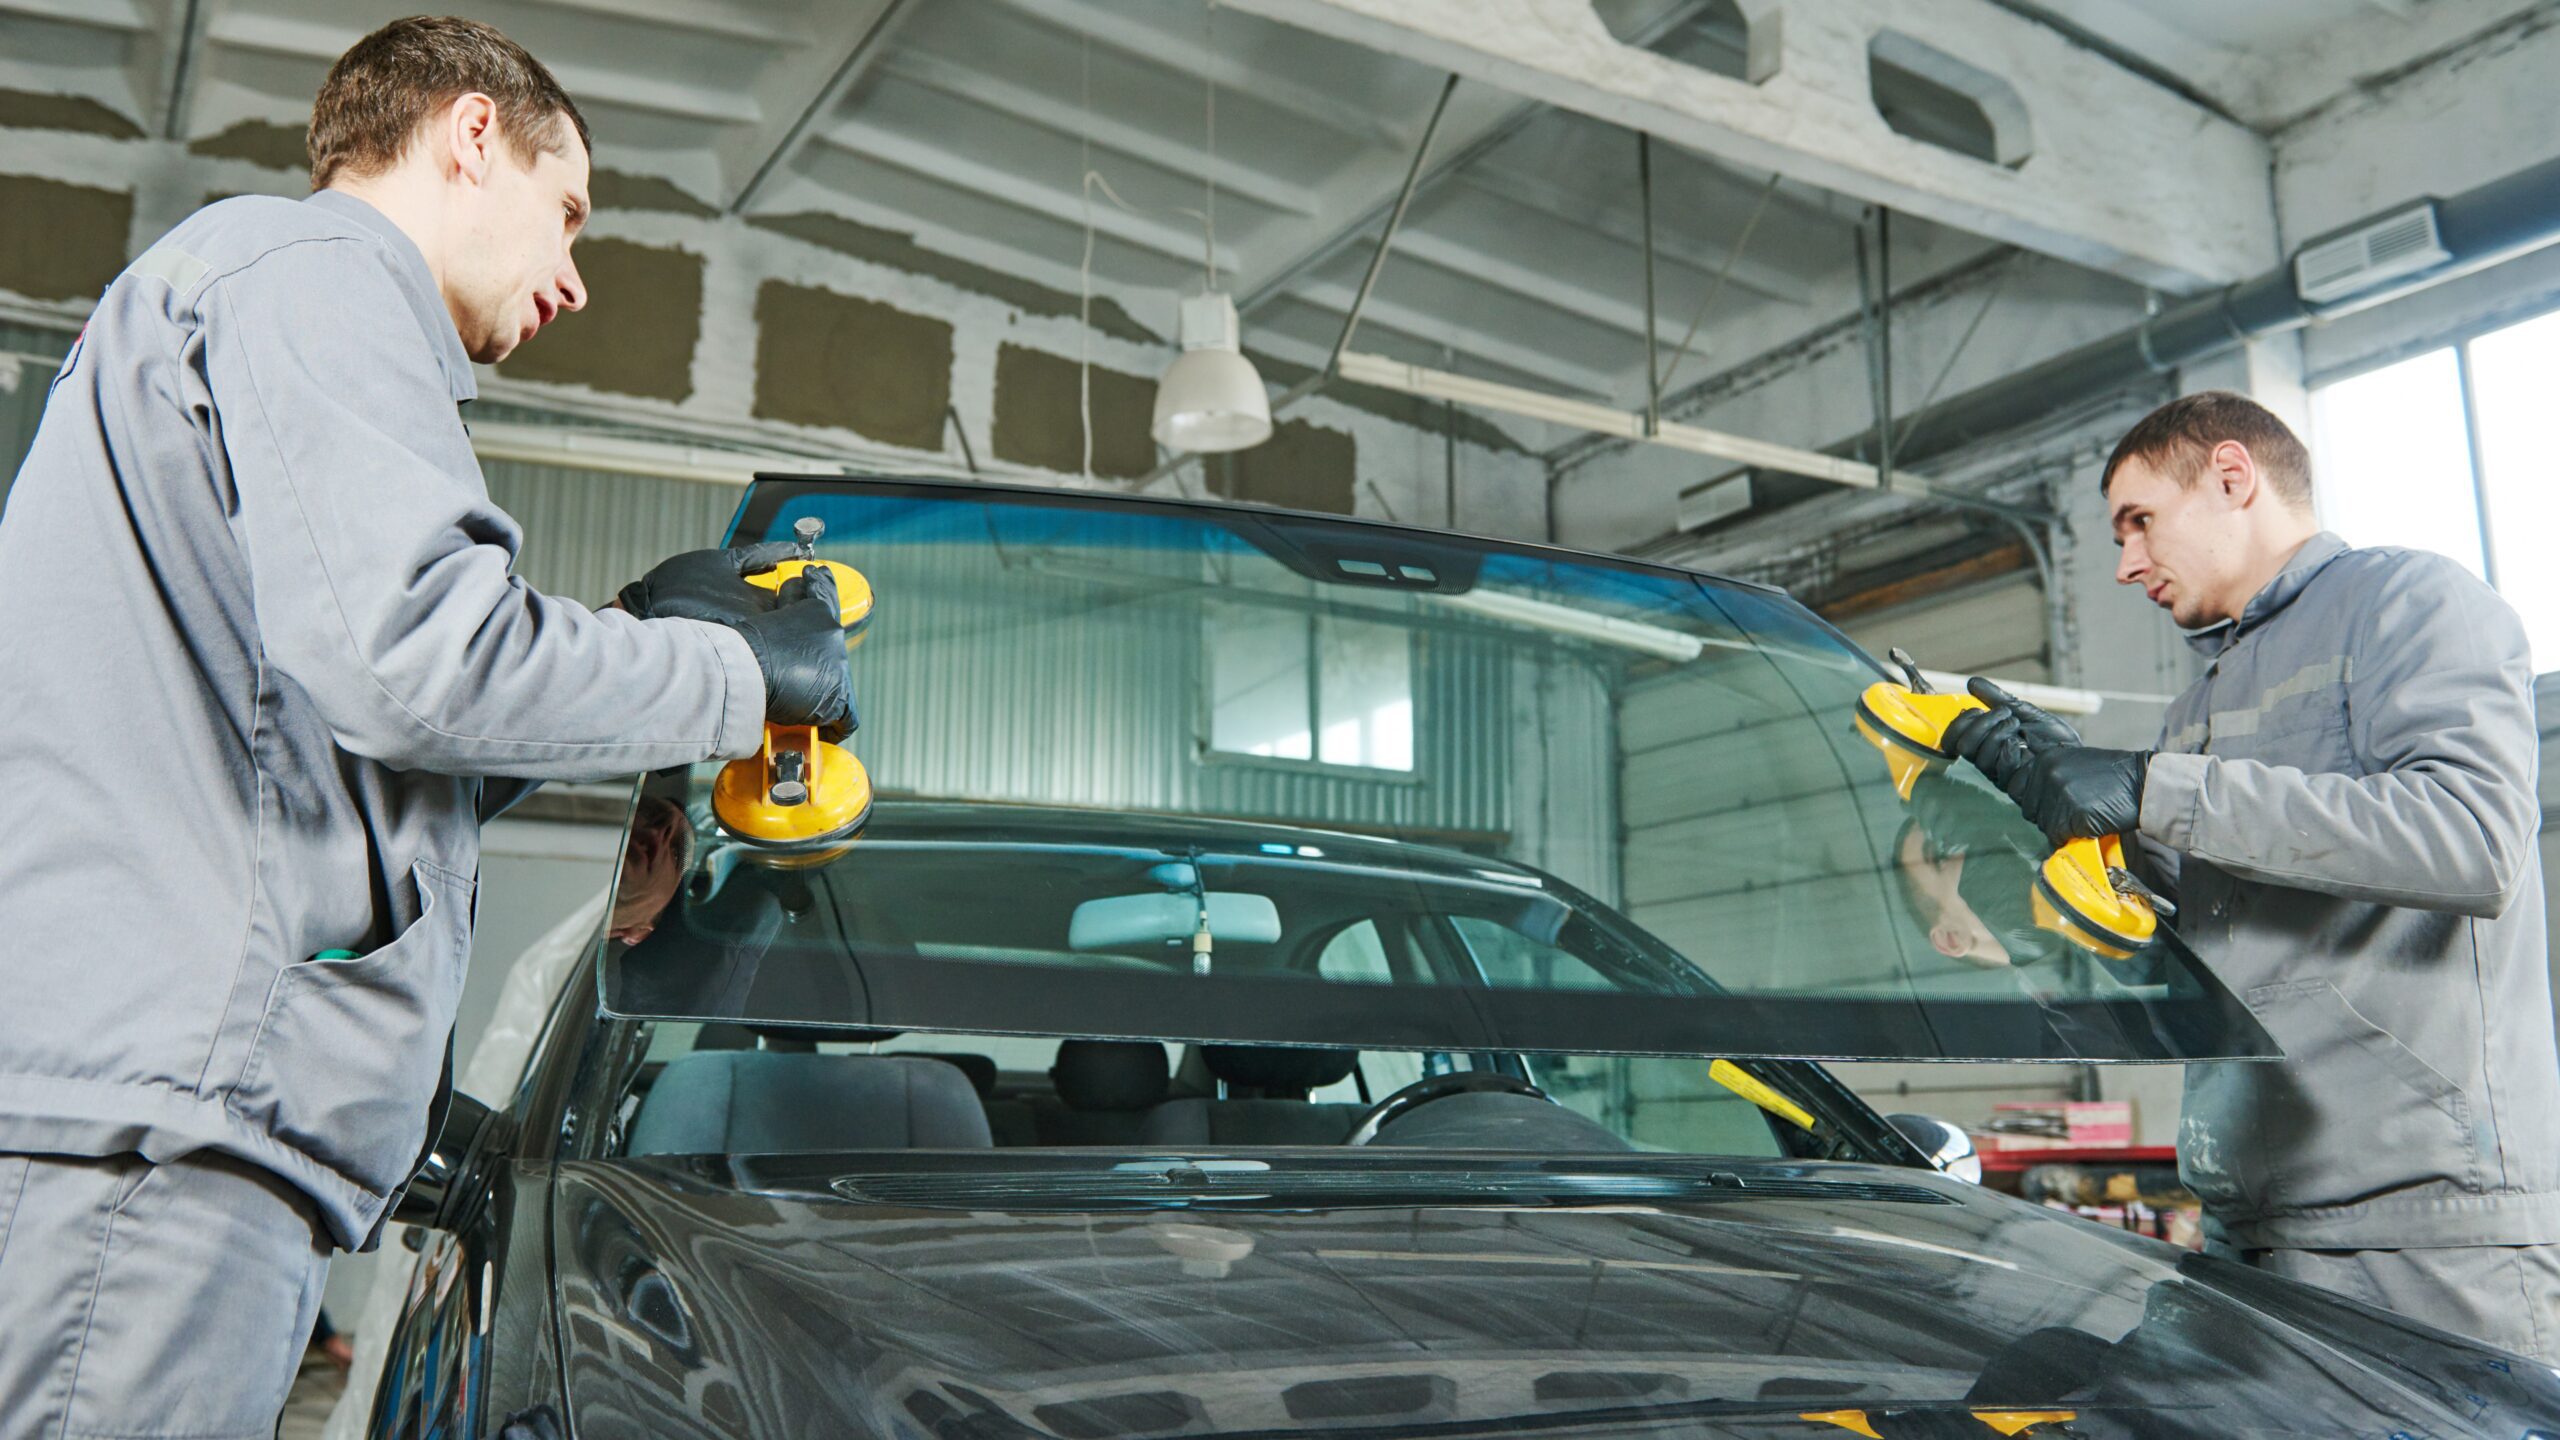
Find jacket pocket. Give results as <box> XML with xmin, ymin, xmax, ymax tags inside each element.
<box><xmin>228</xmin><ymin>860</ymin><xmax>473</xmax><ymax>1198</ymax></box>
<box><xmin>2225</xmin><ymin>692</ymin><xmax>2356</xmax><ymax>775</ymax></box>
<box><xmin>2213</xmin><ymin>977</ymin><xmax>2474</xmax><ymax>1213</ymax></box>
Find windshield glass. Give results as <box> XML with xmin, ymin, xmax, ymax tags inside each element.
<box><xmin>622</xmin><ymin>1024</ymin><xmax>1804</xmax><ymax>1161</ymax></box>
<box><xmin>602</xmin><ymin>479</ymin><xmax>2271</xmax><ymax>1064</ymax></box>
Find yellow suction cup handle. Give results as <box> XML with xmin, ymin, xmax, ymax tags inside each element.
<box><xmin>747</xmin><ymin>558</ymin><xmax>873</xmax><ymax>630</ymax></box>
<box><xmin>712</xmin><ymin>725</ymin><xmax>875</xmax><ymax>853</ymax></box>
<box><xmin>2033</xmin><ymin>834</ymin><xmax>2158</xmax><ymax>960</ymax></box>
<box><xmin>1852</xmin><ymin>682</ymin><xmax>1989</xmax><ymax>800</ymax></box>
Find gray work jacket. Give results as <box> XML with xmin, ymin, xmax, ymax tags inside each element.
<box><xmin>2141</xmin><ymin>532</ymin><xmax>2560</xmax><ymax>1249</ymax></box>
<box><xmin>0</xmin><ymin>192</ymin><xmax>765</xmax><ymax>1249</ymax></box>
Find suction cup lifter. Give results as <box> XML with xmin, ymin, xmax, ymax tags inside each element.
<box><xmin>1854</xmin><ymin>669</ymin><xmax>2159</xmax><ymax>961</ymax></box>
<box><xmin>713</xmin><ymin>518</ymin><xmax>876</xmax><ymax>860</ymax></box>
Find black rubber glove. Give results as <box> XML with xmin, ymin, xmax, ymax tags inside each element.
<box><xmin>727</xmin><ymin>565</ymin><xmax>857</xmax><ymax>742</ymax></box>
<box><xmin>615</xmin><ymin>542</ymin><xmax>805</xmax><ymax>625</ymax></box>
<box><xmin>1942</xmin><ymin>677</ymin><xmax>2081</xmax><ymax>790</ymax></box>
<box><xmin>2003</xmin><ymin>744</ymin><xmax>2152</xmax><ymax>847</ymax></box>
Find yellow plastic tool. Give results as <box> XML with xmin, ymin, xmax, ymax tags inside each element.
<box><xmin>1798</xmin><ymin>1409</ymin><xmax>2076</xmax><ymax>1438</ymax></box>
<box><xmin>712</xmin><ymin>520</ymin><xmax>875</xmax><ymax>858</ymax></box>
<box><xmin>1852</xmin><ymin>681</ymin><xmax>1989</xmax><ymax>801</ymax></box>
<box><xmin>1708</xmin><ymin>1059</ymin><xmax>1817</xmax><ymax>1132</ymax></box>
<box><xmin>743</xmin><ymin>557</ymin><xmax>874</xmax><ymax>632</ymax></box>
<box><xmin>1854</xmin><ymin>674</ymin><xmax>2157</xmax><ymax>960</ymax></box>
<box><xmin>2033</xmin><ymin>832</ymin><xmax>2156</xmax><ymax>959</ymax></box>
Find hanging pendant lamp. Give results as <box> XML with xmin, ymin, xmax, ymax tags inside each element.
<box><xmin>1153</xmin><ymin>290</ymin><xmax>1271</xmax><ymax>453</ymax></box>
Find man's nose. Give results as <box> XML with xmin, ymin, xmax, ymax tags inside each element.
<box><xmin>2116</xmin><ymin>540</ymin><xmax>2146</xmax><ymax>586</ymax></box>
<box><xmin>556</xmin><ymin>255</ymin><xmax>587</xmax><ymax>312</ymax></box>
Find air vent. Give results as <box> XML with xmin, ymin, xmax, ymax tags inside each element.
<box><xmin>2295</xmin><ymin>201</ymin><xmax>2451</xmax><ymax>306</ymax></box>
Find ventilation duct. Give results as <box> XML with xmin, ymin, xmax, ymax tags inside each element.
<box><xmin>1869</xmin><ymin>151</ymin><xmax>2560</xmax><ymax>476</ymax></box>
<box><xmin>2294</xmin><ymin>201</ymin><xmax>2451</xmax><ymax>307</ymax></box>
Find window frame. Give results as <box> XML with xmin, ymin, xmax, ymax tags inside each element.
<box><xmin>2306</xmin><ymin>299</ymin><xmax>2560</xmax><ymax>601</ymax></box>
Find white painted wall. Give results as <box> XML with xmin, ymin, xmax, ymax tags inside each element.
<box><xmin>0</xmin><ymin>123</ymin><xmax>1556</xmax><ymax>543</ymax></box>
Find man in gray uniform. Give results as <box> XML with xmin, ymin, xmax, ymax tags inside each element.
<box><xmin>0</xmin><ymin>18</ymin><xmax>854</xmax><ymax>1434</ymax></box>
<box><xmin>1949</xmin><ymin>390</ymin><xmax>2560</xmax><ymax>1356</ymax></box>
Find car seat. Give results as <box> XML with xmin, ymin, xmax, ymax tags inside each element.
<box><xmin>626</xmin><ymin>1051</ymin><xmax>993</xmax><ymax>1155</ymax></box>
<box><xmin>1141</xmin><ymin>1045</ymin><xmax>1367</xmax><ymax>1146</ymax></box>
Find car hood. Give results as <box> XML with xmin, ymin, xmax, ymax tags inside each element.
<box><xmin>550</xmin><ymin>1153</ymin><xmax>2560</xmax><ymax>1439</ymax></box>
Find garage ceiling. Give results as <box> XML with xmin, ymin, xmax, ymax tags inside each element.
<box><xmin>0</xmin><ymin>0</ymin><xmax>2499</xmax><ymax>426</ymax></box>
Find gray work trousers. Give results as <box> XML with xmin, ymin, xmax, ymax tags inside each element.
<box><xmin>2239</xmin><ymin>1243</ymin><xmax>2560</xmax><ymax>1360</ymax></box>
<box><xmin>0</xmin><ymin>1151</ymin><xmax>327</xmax><ymax>1440</ymax></box>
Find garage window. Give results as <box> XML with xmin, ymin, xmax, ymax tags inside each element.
<box><xmin>2310</xmin><ymin>308</ymin><xmax>2560</xmax><ymax>671</ymax></box>
<box><xmin>1206</xmin><ymin>607</ymin><xmax>1414</xmax><ymax>771</ymax></box>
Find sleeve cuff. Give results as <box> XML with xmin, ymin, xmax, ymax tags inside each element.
<box><xmin>693</xmin><ymin>622</ymin><xmax>767</xmax><ymax>759</ymax></box>
<box><xmin>2139</xmin><ymin>750</ymin><xmax>2208</xmax><ymax>851</ymax></box>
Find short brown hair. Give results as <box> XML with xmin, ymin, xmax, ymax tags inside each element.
<box><xmin>308</xmin><ymin>16</ymin><xmax>590</xmax><ymax>191</ymax></box>
<box><xmin>2101</xmin><ymin>390</ymin><xmax>2313</xmax><ymax>506</ymax></box>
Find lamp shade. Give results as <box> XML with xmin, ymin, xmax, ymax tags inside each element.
<box><xmin>1153</xmin><ymin>291</ymin><xmax>1272</xmax><ymax>453</ymax></box>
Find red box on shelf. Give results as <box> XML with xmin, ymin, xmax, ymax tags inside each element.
<box><xmin>1982</xmin><ymin>1100</ymin><xmax>2134</xmax><ymax>1152</ymax></box>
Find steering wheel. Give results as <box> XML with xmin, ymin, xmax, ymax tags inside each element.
<box><xmin>1344</xmin><ymin>1071</ymin><xmax>1552</xmax><ymax>1146</ymax></box>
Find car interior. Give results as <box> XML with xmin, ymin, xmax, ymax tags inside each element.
<box><xmin>615</xmin><ymin>1022</ymin><xmax>1787</xmax><ymax>1160</ymax></box>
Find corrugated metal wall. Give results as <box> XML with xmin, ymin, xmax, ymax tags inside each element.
<box><xmin>0</xmin><ymin>323</ymin><xmax>74</xmax><ymax>503</ymax></box>
<box><xmin>834</xmin><ymin>504</ymin><xmax>1522</xmax><ymax>839</ymax></box>
<box><xmin>1507</xmin><ymin>653</ymin><xmax>1620</xmax><ymax>902</ymax></box>
<box><xmin>480</xmin><ymin>460</ymin><xmax>743</xmax><ymax>607</ymax></box>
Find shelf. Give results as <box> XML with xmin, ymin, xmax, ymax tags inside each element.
<box><xmin>1976</xmin><ymin>1144</ymin><xmax>2176</xmax><ymax>1173</ymax></box>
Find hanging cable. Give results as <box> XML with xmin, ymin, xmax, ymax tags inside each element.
<box><xmin>1079</xmin><ymin>35</ymin><xmax>1095</xmax><ymax>482</ymax></box>
<box><xmin>1204</xmin><ymin>2</ymin><xmax>1219</xmax><ymax>290</ymax></box>
<box><xmin>1655</xmin><ymin>171</ymin><xmax>1782</xmax><ymax>395</ymax></box>
<box><xmin>1078</xmin><ymin>27</ymin><xmax>1225</xmax><ymax>488</ymax></box>
<box><xmin>1892</xmin><ymin>252</ymin><xmax>2030</xmax><ymax>461</ymax></box>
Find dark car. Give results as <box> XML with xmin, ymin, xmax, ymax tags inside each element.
<box><xmin>365</xmin><ymin>478</ymin><xmax>2560</xmax><ymax>1439</ymax></box>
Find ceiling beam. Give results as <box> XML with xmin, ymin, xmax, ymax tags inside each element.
<box><xmin>0</xmin><ymin>0</ymin><xmax>146</xmax><ymax>29</ymax></box>
<box><xmin>1286</xmin><ymin>278</ymin><xmax>1625</xmax><ymax>397</ymax></box>
<box><xmin>877</xmin><ymin>48</ymin><xmax>1322</xmax><ymax>218</ymax></box>
<box><xmin>206</xmin><ymin>11</ymin><xmax>760</xmax><ymax>128</ymax></box>
<box><xmin>1385</xmin><ymin>230</ymin><xmax>1657</xmax><ymax>336</ymax></box>
<box><xmin>520</xmin><ymin>0</ymin><xmax>800</xmax><ymax>47</ymax></box>
<box><xmin>992</xmin><ymin>0</ymin><xmax>1404</xmax><ymax>150</ymax></box>
<box><xmin>1217</xmin><ymin>0</ymin><xmax>2278</xmax><ymax>289</ymax></box>
<box><xmin>1453</xmin><ymin>163</ymin><xmax>1810</xmax><ymax>305</ymax></box>
<box><xmin>1231</xmin><ymin>0</ymin><xmax>1723</xmax><ymax>326</ymax></box>
<box><xmin>721</xmin><ymin>0</ymin><xmax>914</xmax><ymax>215</ymax></box>
<box><xmin>815</xmin><ymin>120</ymin><xmax>1241</xmax><ymax>275</ymax></box>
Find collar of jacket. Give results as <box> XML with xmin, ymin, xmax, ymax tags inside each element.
<box><xmin>2182</xmin><ymin>531</ymin><xmax>2351</xmax><ymax>657</ymax></box>
<box><xmin>301</xmin><ymin>189</ymin><xmax>479</xmax><ymax>405</ymax></box>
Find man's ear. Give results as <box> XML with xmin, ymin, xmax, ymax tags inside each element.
<box><xmin>444</xmin><ymin>92</ymin><xmax>499</xmax><ymax>184</ymax></box>
<box><xmin>2208</xmin><ymin>438</ymin><xmax>2259</xmax><ymax>509</ymax></box>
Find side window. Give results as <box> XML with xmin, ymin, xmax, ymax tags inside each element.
<box><xmin>1451</xmin><ymin>916</ymin><xmax>1619</xmax><ymax>991</ymax></box>
<box><xmin>1317</xmin><ymin>920</ymin><xmax>1395</xmax><ymax>984</ymax></box>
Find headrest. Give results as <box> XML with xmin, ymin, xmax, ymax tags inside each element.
<box><xmin>912</xmin><ymin>1052</ymin><xmax>998</xmax><ymax>1100</ymax></box>
<box><xmin>1052</xmin><ymin>1040</ymin><xmax>1172</xmax><ymax>1112</ymax></box>
<box><xmin>626</xmin><ymin>1051</ymin><xmax>992</xmax><ymax>1156</ymax></box>
<box><xmin>1204</xmin><ymin>1045</ymin><xmax>1357</xmax><ymax>1097</ymax></box>
<box><xmin>694</xmin><ymin>1023</ymin><xmax>904</xmax><ymax>1054</ymax></box>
